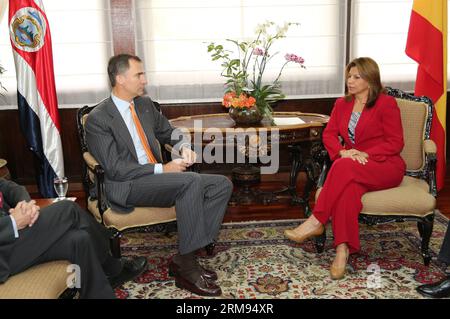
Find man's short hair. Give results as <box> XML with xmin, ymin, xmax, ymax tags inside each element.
<box><xmin>107</xmin><ymin>54</ymin><xmax>142</xmax><ymax>87</ymax></box>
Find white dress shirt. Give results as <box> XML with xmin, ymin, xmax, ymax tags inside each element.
<box><xmin>111</xmin><ymin>94</ymin><xmax>163</xmax><ymax>174</ymax></box>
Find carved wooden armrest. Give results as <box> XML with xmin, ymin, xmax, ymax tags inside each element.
<box><xmin>83</xmin><ymin>152</ymin><xmax>99</xmax><ymax>170</ymax></box>
<box><xmin>423</xmin><ymin>139</ymin><xmax>437</xmax><ymax>197</ymax></box>
<box><xmin>82</xmin><ymin>152</ymin><xmax>107</xmax><ymax>217</ymax></box>
<box><xmin>423</xmin><ymin>139</ymin><xmax>437</xmax><ymax>154</ymax></box>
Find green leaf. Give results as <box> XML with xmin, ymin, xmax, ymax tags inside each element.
<box><xmin>230</xmin><ymin>59</ymin><xmax>240</xmax><ymax>67</ymax></box>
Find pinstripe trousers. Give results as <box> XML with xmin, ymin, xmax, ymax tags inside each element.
<box><xmin>127</xmin><ymin>172</ymin><xmax>233</xmax><ymax>254</ymax></box>
<box><xmin>7</xmin><ymin>201</ymin><xmax>116</xmax><ymax>298</ymax></box>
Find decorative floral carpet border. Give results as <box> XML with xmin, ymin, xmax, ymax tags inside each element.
<box><xmin>115</xmin><ymin>213</ymin><xmax>449</xmax><ymax>299</ymax></box>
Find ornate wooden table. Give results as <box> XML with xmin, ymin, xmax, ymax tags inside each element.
<box><xmin>170</xmin><ymin>112</ymin><xmax>329</xmax><ymax>215</ymax></box>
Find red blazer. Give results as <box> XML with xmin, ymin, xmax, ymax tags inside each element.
<box><xmin>323</xmin><ymin>93</ymin><xmax>406</xmax><ymax>168</ymax></box>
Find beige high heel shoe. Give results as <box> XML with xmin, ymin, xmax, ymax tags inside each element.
<box><xmin>284</xmin><ymin>224</ymin><xmax>324</xmax><ymax>244</ymax></box>
<box><xmin>330</xmin><ymin>252</ymin><xmax>349</xmax><ymax>280</ymax></box>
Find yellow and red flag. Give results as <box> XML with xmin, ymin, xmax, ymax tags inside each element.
<box><xmin>406</xmin><ymin>0</ymin><xmax>447</xmax><ymax>191</ymax></box>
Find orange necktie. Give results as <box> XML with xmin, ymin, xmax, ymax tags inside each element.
<box><xmin>129</xmin><ymin>102</ymin><xmax>158</xmax><ymax>164</ymax></box>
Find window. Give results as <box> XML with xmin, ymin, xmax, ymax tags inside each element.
<box><xmin>0</xmin><ymin>0</ymin><xmax>113</xmax><ymax>108</ymax></box>
<box><xmin>352</xmin><ymin>0</ymin><xmax>450</xmax><ymax>90</ymax></box>
<box><xmin>351</xmin><ymin>0</ymin><xmax>417</xmax><ymax>91</ymax></box>
<box><xmin>135</xmin><ymin>0</ymin><xmax>347</xmax><ymax>103</ymax></box>
<box><xmin>1</xmin><ymin>0</ymin><xmax>448</xmax><ymax>108</ymax></box>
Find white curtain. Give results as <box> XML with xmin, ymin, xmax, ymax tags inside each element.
<box><xmin>351</xmin><ymin>0</ymin><xmax>418</xmax><ymax>91</ymax></box>
<box><xmin>352</xmin><ymin>0</ymin><xmax>450</xmax><ymax>90</ymax></box>
<box><xmin>0</xmin><ymin>0</ymin><xmax>7</xmax><ymax>23</ymax></box>
<box><xmin>135</xmin><ymin>0</ymin><xmax>347</xmax><ymax>103</ymax></box>
<box><xmin>0</xmin><ymin>0</ymin><xmax>113</xmax><ymax>109</ymax></box>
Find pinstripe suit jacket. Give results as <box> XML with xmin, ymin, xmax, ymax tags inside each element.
<box><xmin>0</xmin><ymin>179</ymin><xmax>32</xmax><ymax>282</ymax></box>
<box><xmin>85</xmin><ymin>96</ymin><xmax>185</xmax><ymax>213</ymax></box>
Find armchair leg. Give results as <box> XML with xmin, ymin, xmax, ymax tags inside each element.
<box><xmin>110</xmin><ymin>230</ymin><xmax>122</xmax><ymax>259</ymax></box>
<box><xmin>205</xmin><ymin>242</ymin><xmax>216</xmax><ymax>256</ymax></box>
<box><xmin>417</xmin><ymin>221</ymin><xmax>424</xmax><ymax>238</ymax></box>
<box><xmin>418</xmin><ymin>214</ymin><xmax>434</xmax><ymax>266</ymax></box>
<box><xmin>314</xmin><ymin>232</ymin><xmax>326</xmax><ymax>254</ymax></box>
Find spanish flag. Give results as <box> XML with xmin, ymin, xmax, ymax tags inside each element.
<box><xmin>406</xmin><ymin>0</ymin><xmax>447</xmax><ymax>191</ymax></box>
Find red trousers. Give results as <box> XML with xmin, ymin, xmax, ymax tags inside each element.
<box><xmin>313</xmin><ymin>157</ymin><xmax>404</xmax><ymax>253</ymax></box>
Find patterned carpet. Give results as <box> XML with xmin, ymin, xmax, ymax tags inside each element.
<box><xmin>115</xmin><ymin>213</ymin><xmax>449</xmax><ymax>299</ymax></box>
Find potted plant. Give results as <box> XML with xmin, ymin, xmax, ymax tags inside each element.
<box><xmin>207</xmin><ymin>21</ymin><xmax>305</xmax><ymax>125</ymax></box>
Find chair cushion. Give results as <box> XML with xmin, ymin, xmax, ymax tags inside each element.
<box><xmin>360</xmin><ymin>176</ymin><xmax>435</xmax><ymax>217</ymax></box>
<box><xmin>315</xmin><ymin>176</ymin><xmax>435</xmax><ymax>218</ymax></box>
<box><xmin>0</xmin><ymin>261</ymin><xmax>71</xmax><ymax>299</ymax></box>
<box><xmin>88</xmin><ymin>199</ymin><xmax>176</xmax><ymax>231</ymax></box>
<box><xmin>395</xmin><ymin>98</ymin><xmax>427</xmax><ymax>171</ymax></box>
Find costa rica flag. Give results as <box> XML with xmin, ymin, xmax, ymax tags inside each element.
<box><xmin>8</xmin><ymin>0</ymin><xmax>64</xmax><ymax>197</ymax></box>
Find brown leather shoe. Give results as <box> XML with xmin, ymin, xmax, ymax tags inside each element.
<box><xmin>168</xmin><ymin>260</ymin><xmax>218</xmax><ymax>281</ymax></box>
<box><xmin>284</xmin><ymin>224</ymin><xmax>325</xmax><ymax>244</ymax></box>
<box><xmin>174</xmin><ymin>272</ymin><xmax>222</xmax><ymax>296</ymax></box>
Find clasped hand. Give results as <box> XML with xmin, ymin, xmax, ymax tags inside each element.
<box><xmin>9</xmin><ymin>200</ymin><xmax>41</xmax><ymax>230</ymax></box>
<box><xmin>339</xmin><ymin>149</ymin><xmax>369</xmax><ymax>165</ymax></box>
<box><xmin>163</xmin><ymin>147</ymin><xmax>197</xmax><ymax>172</ymax></box>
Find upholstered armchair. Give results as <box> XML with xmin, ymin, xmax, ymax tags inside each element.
<box><xmin>314</xmin><ymin>87</ymin><xmax>437</xmax><ymax>265</ymax></box>
<box><xmin>0</xmin><ymin>162</ymin><xmax>75</xmax><ymax>299</ymax></box>
<box><xmin>0</xmin><ymin>261</ymin><xmax>74</xmax><ymax>299</ymax></box>
<box><xmin>76</xmin><ymin>102</ymin><xmax>178</xmax><ymax>258</ymax></box>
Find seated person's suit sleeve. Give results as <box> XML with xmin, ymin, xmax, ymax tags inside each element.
<box><xmin>0</xmin><ymin>178</ymin><xmax>31</xmax><ymax>245</ymax></box>
<box><xmin>0</xmin><ymin>178</ymin><xmax>32</xmax><ymax>206</ymax></box>
<box><xmin>85</xmin><ymin>110</ymin><xmax>160</xmax><ymax>181</ymax></box>
<box><xmin>322</xmin><ymin>100</ymin><xmax>345</xmax><ymax>161</ymax></box>
<box><xmin>0</xmin><ymin>216</ymin><xmax>15</xmax><ymax>245</ymax></box>
<box><xmin>363</xmin><ymin>98</ymin><xmax>404</xmax><ymax>160</ymax></box>
<box><xmin>149</xmin><ymin>98</ymin><xmax>190</xmax><ymax>153</ymax></box>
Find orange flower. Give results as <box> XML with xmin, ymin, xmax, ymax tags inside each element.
<box><xmin>222</xmin><ymin>92</ymin><xmax>236</xmax><ymax>107</ymax></box>
<box><xmin>222</xmin><ymin>92</ymin><xmax>256</xmax><ymax>108</ymax></box>
<box><xmin>246</xmin><ymin>96</ymin><xmax>256</xmax><ymax>107</ymax></box>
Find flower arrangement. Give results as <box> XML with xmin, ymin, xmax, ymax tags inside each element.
<box><xmin>207</xmin><ymin>21</ymin><xmax>305</xmax><ymax>121</ymax></box>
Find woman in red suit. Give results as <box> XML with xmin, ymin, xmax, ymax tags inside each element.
<box><xmin>284</xmin><ymin>57</ymin><xmax>406</xmax><ymax>279</ymax></box>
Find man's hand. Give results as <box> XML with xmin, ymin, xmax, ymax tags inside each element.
<box><xmin>181</xmin><ymin>147</ymin><xmax>197</xmax><ymax>167</ymax></box>
<box><xmin>9</xmin><ymin>201</ymin><xmax>33</xmax><ymax>230</ymax></box>
<box><xmin>339</xmin><ymin>149</ymin><xmax>369</xmax><ymax>165</ymax></box>
<box><xmin>9</xmin><ymin>200</ymin><xmax>40</xmax><ymax>230</ymax></box>
<box><xmin>25</xmin><ymin>200</ymin><xmax>40</xmax><ymax>227</ymax></box>
<box><xmin>163</xmin><ymin>158</ymin><xmax>189</xmax><ymax>172</ymax></box>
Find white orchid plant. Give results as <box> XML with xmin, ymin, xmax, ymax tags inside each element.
<box><xmin>207</xmin><ymin>21</ymin><xmax>305</xmax><ymax>119</ymax></box>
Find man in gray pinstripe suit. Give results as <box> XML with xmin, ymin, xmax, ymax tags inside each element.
<box><xmin>85</xmin><ymin>54</ymin><xmax>233</xmax><ymax>296</ymax></box>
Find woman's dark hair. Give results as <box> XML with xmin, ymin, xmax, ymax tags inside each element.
<box><xmin>344</xmin><ymin>57</ymin><xmax>385</xmax><ymax>108</ymax></box>
<box><xmin>107</xmin><ymin>54</ymin><xmax>142</xmax><ymax>87</ymax></box>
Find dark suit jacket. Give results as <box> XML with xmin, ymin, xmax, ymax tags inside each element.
<box><xmin>0</xmin><ymin>179</ymin><xmax>31</xmax><ymax>282</ymax></box>
<box><xmin>85</xmin><ymin>95</ymin><xmax>185</xmax><ymax>212</ymax></box>
<box><xmin>323</xmin><ymin>93</ymin><xmax>406</xmax><ymax>172</ymax></box>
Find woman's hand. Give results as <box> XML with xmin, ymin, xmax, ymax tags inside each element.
<box><xmin>339</xmin><ymin>149</ymin><xmax>369</xmax><ymax>165</ymax></box>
